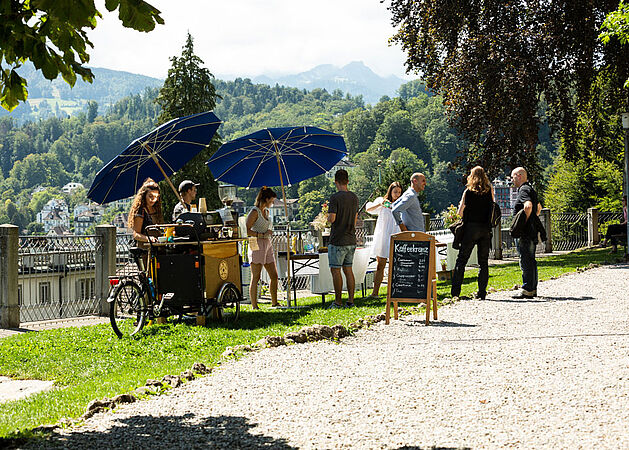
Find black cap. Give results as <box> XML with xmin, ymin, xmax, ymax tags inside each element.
<box><xmin>178</xmin><ymin>180</ymin><xmax>199</xmax><ymax>193</ymax></box>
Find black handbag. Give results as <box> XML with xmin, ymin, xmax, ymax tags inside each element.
<box><xmin>449</xmin><ymin>219</ymin><xmax>465</xmax><ymax>249</ymax></box>
<box><xmin>489</xmin><ymin>201</ymin><xmax>502</xmax><ymax>228</ymax></box>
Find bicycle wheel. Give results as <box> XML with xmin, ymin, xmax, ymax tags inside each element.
<box><xmin>215</xmin><ymin>282</ymin><xmax>241</xmax><ymax>324</ymax></box>
<box><xmin>109</xmin><ymin>279</ymin><xmax>147</xmax><ymax>338</ymax></box>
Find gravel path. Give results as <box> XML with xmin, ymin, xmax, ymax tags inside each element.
<box><xmin>26</xmin><ymin>263</ymin><xmax>629</xmax><ymax>449</ymax></box>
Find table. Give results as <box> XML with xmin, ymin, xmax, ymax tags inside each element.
<box><xmin>277</xmin><ymin>252</ymin><xmax>320</xmax><ymax>305</ymax></box>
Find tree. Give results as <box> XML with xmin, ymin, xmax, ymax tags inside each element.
<box><xmin>600</xmin><ymin>0</ymin><xmax>629</xmax><ymax>87</ymax></box>
<box><xmin>388</xmin><ymin>0</ymin><xmax>629</xmax><ymax>177</ymax></box>
<box><xmin>154</xmin><ymin>33</ymin><xmax>222</xmax><ymax>214</ymax></box>
<box><xmin>0</xmin><ymin>0</ymin><xmax>163</xmax><ymax>111</ymax></box>
<box><xmin>155</xmin><ymin>33</ymin><xmax>219</xmax><ymax>123</ymax></box>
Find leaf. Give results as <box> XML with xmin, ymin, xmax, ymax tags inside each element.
<box><xmin>1</xmin><ymin>70</ymin><xmax>28</xmax><ymax>111</ymax></box>
<box><xmin>116</xmin><ymin>0</ymin><xmax>164</xmax><ymax>31</ymax></box>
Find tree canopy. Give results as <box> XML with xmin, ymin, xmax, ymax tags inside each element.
<box><xmin>0</xmin><ymin>0</ymin><xmax>163</xmax><ymax>111</ymax></box>
<box><xmin>388</xmin><ymin>0</ymin><xmax>629</xmax><ymax>178</ymax></box>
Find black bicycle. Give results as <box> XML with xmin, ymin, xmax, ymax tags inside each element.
<box><xmin>108</xmin><ymin>223</ymin><xmax>241</xmax><ymax>338</ymax></box>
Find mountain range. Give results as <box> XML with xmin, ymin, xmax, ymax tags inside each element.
<box><xmin>250</xmin><ymin>61</ymin><xmax>407</xmax><ymax>104</ymax></box>
<box><xmin>2</xmin><ymin>61</ymin><xmax>409</xmax><ymax>123</ymax></box>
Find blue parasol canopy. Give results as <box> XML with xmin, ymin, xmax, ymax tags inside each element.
<box><xmin>206</xmin><ymin>126</ymin><xmax>348</xmax><ymax>188</ymax></box>
<box><xmin>87</xmin><ymin>111</ymin><xmax>221</xmax><ymax>204</ymax></box>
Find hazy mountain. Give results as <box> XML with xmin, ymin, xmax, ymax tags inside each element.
<box><xmin>251</xmin><ymin>61</ymin><xmax>407</xmax><ymax>104</ymax></box>
<box><xmin>1</xmin><ymin>63</ymin><xmax>163</xmax><ymax>123</ymax></box>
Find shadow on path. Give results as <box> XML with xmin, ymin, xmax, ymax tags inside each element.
<box><xmin>24</xmin><ymin>413</ymin><xmax>296</xmax><ymax>449</ymax></box>
<box><xmin>482</xmin><ymin>295</ymin><xmax>595</xmax><ymax>304</ymax></box>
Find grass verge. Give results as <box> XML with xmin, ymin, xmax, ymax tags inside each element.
<box><xmin>0</xmin><ymin>247</ymin><xmax>621</xmax><ymax>438</ymax></box>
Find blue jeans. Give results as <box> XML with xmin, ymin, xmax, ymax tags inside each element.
<box><xmin>328</xmin><ymin>244</ymin><xmax>356</xmax><ymax>268</ymax></box>
<box><xmin>517</xmin><ymin>237</ymin><xmax>537</xmax><ymax>292</ymax></box>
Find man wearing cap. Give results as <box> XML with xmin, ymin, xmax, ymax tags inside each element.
<box><xmin>172</xmin><ymin>180</ymin><xmax>199</xmax><ymax>221</ymax></box>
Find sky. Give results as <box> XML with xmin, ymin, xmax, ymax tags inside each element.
<box><xmin>86</xmin><ymin>0</ymin><xmax>412</xmax><ymax>80</ymax></box>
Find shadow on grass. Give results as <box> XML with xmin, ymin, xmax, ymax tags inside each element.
<box><xmin>11</xmin><ymin>414</ymin><xmax>296</xmax><ymax>449</ymax></box>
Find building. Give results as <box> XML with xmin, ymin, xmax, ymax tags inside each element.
<box><xmin>62</xmin><ymin>182</ymin><xmax>84</xmax><ymax>194</ymax></box>
<box><xmin>325</xmin><ymin>157</ymin><xmax>356</xmax><ymax>179</ymax></box>
<box><xmin>37</xmin><ymin>199</ymin><xmax>70</xmax><ymax>233</ymax></box>
<box><xmin>269</xmin><ymin>198</ymin><xmax>300</xmax><ymax>224</ymax></box>
<box><xmin>493</xmin><ymin>178</ymin><xmax>518</xmax><ymax>217</ymax></box>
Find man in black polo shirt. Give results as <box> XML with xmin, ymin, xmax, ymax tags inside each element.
<box><xmin>511</xmin><ymin>167</ymin><xmax>542</xmax><ymax>298</ymax></box>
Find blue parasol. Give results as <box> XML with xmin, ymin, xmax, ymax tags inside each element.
<box><xmin>206</xmin><ymin>126</ymin><xmax>348</xmax><ymax>188</ymax></box>
<box><xmin>207</xmin><ymin>126</ymin><xmax>348</xmax><ymax>306</ymax></box>
<box><xmin>87</xmin><ymin>111</ymin><xmax>221</xmax><ymax>204</ymax></box>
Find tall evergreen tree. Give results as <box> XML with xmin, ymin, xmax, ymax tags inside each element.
<box><xmin>154</xmin><ymin>33</ymin><xmax>222</xmax><ymax>215</ymax></box>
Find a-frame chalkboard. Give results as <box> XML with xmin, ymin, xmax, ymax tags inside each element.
<box><xmin>386</xmin><ymin>231</ymin><xmax>437</xmax><ymax>325</ymax></box>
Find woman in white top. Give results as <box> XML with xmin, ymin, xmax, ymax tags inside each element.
<box><xmin>246</xmin><ymin>187</ymin><xmax>280</xmax><ymax>308</ymax></box>
<box><xmin>365</xmin><ymin>181</ymin><xmax>402</xmax><ymax>298</ymax></box>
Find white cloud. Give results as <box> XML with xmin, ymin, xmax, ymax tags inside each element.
<box><xmin>87</xmin><ymin>0</ymin><xmax>411</xmax><ymax>79</ymax></box>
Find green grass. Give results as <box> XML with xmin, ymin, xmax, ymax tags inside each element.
<box><xmin>0</xmin><ymin>247</ymin><xmax>621</xmax><ymax>438</ymax></box>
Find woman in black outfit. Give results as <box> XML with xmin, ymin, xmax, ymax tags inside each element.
<box><xmin>451</xmin><ymin>166</ymin><xmax>494</xmax><ymax>299</ymax></box>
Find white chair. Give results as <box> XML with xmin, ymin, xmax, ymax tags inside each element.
<box><xmin>310</xmin><ymin>247</ymin><xmax>371</xmax><ymax>302</ymax></box>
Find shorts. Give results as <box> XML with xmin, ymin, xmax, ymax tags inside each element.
<box><xmin>249</xmin><ymin>238</ymin><xmax>275</xmax><ymax>265</ymax></box>
<box><xmin>328</xmin><ymin>244</ymin><xmax>356</xmax><ymax>268</ymax></box>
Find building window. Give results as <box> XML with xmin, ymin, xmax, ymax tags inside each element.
<box><xmin>77</xmin><ymin>278</ymin><xmax>95</xmax><ymax>300</ymax></box>
<box><xmin>38</xmin><ymin>282</ymin><xmax>51</xmax><ymax>305</ymax></box>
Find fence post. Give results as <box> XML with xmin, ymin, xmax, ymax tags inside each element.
<box><xmin>540</xmin><ymin>208</ymin><xmax>553</xmax><ymax>253</ymax></box>
<box><xmin>492</xmin><ymin>224</ymin><xmax>502</xmax><ymax>260</ymax></box>
<box><xmin>423</xmin><ymin>213</ymin><xmax>430</xmax><ymax>232</ymax></box>
<box><xmin>0</xmin><ymin>225</ymin><xmax>19</xmax><ymax>328</ymax></box>
<box><xmin>587</xmin><ymin>207</ymin><xmax>599</xmax><ymax>246</ymax></box>
<box><xmin>95</xmin><ymin>225</ymin><xmax>116</xmax><ymax>316</ymax></box>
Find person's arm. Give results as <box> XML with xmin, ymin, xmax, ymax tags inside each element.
<box><xmin>391</xmin><ymin>193</ymin><xmax>409</xmax><ymax>227</ymax></box>
<box><xmin>457</xmin><ymin>190</ymin><xmax>467</xmax><ymax>217</ymax></box>
<box><xmin>327</xmin><ymin>196</ymin><xmax>337</xmax><ymax>224</ymax></box>
<box><xmin>366</xmin><ymin>197</ymin><xmax>384</xmax><ymax>214</ymax></box>
<box><xmin>246</xmin><ymin>209</ymin><xmax>260</xmax><ymax>237</ymax></box>
<box><xmin>536</xmin><ymin>202</ymin><xmax>542</xmax><ymax>216</ymax></box>
<box><xmin>132</xmin><ymin>215</ymin><xmax>155</xmax><ymax>243</ymax></box>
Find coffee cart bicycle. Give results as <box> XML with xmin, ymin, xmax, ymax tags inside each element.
<box><xmin>107</xmin><ymin>218</ymin><xmax>243</xmax><ymax>338</ymax></box>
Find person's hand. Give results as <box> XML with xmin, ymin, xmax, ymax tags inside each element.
<box><xmin>148</xmin><ymin>235</ymin><xmax>157</xmax><ymax>243</ymax></box>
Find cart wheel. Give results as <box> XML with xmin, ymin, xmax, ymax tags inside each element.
<box><xmin>109</xmin><ymin>279</ymin><xmax>147</xmax><ymax>338</ymax></box>
<box><xmin>215</xmin><ymin>282</ymin><xmax>241</xmax><ymax>324</ymax></box>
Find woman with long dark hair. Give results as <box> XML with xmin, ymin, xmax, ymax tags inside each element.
<box><xmin>246</xmin><ymin>186</ymin><xmax>280</xmax><ymax>309</ymax></box>
<box><xmin>127</xmin><ymin>178</ymin><xmax>164</xmax><ymax>244</ymax></box>
<box><xmin>451</xmin><ymin>166</ymin><xmax>494</xmax><ymax>299</ymax></box>
<box><xmin>366</xmin><ymin>181</ymin><xmax>402</xmax><ymax>297</ymax></box>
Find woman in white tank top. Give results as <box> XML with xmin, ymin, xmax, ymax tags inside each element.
<box><xmin>246</xmin><ymin>187</ymin><xmax>280</xmax><ymax>308</ymax></box>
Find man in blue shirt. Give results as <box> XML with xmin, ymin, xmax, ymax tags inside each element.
<box><xmin>392</xmin><ymin>173</ymin><xmax>427</xmax><ymax>232</ymax></box>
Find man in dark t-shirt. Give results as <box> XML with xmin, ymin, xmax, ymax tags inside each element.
<box><xmin>511</xmin><ymin>167</ymin><xmax>542</xmax><ymax>298</ymax></box>
<box><xmin>327</xmin><ymin>169</ymin><xmax>359</xmax><ymax>309</ymax></box>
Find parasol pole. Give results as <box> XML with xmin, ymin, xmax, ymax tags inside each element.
<box><xmin>142</xmin><ymin>142</ymin><xmax>183</xmax><ymax>203</ymax></box>
<box><xmin>271</xmin><ymin>139</ymin><xmax>292</xmax><ymax>307</ymax></box>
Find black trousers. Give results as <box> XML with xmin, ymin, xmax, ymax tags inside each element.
<box><xmin>451</xmin><ymin>222</ymin><xmax>491</xmax><ymax>297</ymax></box>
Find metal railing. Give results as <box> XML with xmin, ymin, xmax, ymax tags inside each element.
<box><xmin>18</xmin><ymin>235</ymin><xmax>103</xmax><ymax>322</ymax></box>
<box><xmin>551</xmin><ymin>212</ymin><xmax>588</xmax><ymax>251</ymax></box>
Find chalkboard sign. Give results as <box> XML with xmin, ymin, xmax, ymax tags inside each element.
<box><xmin>386</xmin><ymin>231</ymin><xmax>437</xmax><ymax>325</ymax></box>
<box><xmin>390</xmin><ymin>240</ymin><xmax>430</xmax><ymax>299</ymax></box>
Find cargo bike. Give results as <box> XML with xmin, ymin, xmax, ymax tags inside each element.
<box><xmin>107</xmin><ymin>215</ymin><xmax>243</xmax><ymax>338</ymax></box>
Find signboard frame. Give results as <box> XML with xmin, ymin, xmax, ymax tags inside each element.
<box><xmin>386</xmin><ymin>231</ymin><xmax>437</xmax><ymax>325</ymax></box>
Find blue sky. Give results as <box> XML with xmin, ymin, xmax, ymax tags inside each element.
<box><xmin>87</xmin><ymin>0</ymin><xmax>412</xmax><ymax>79</ymax></box>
